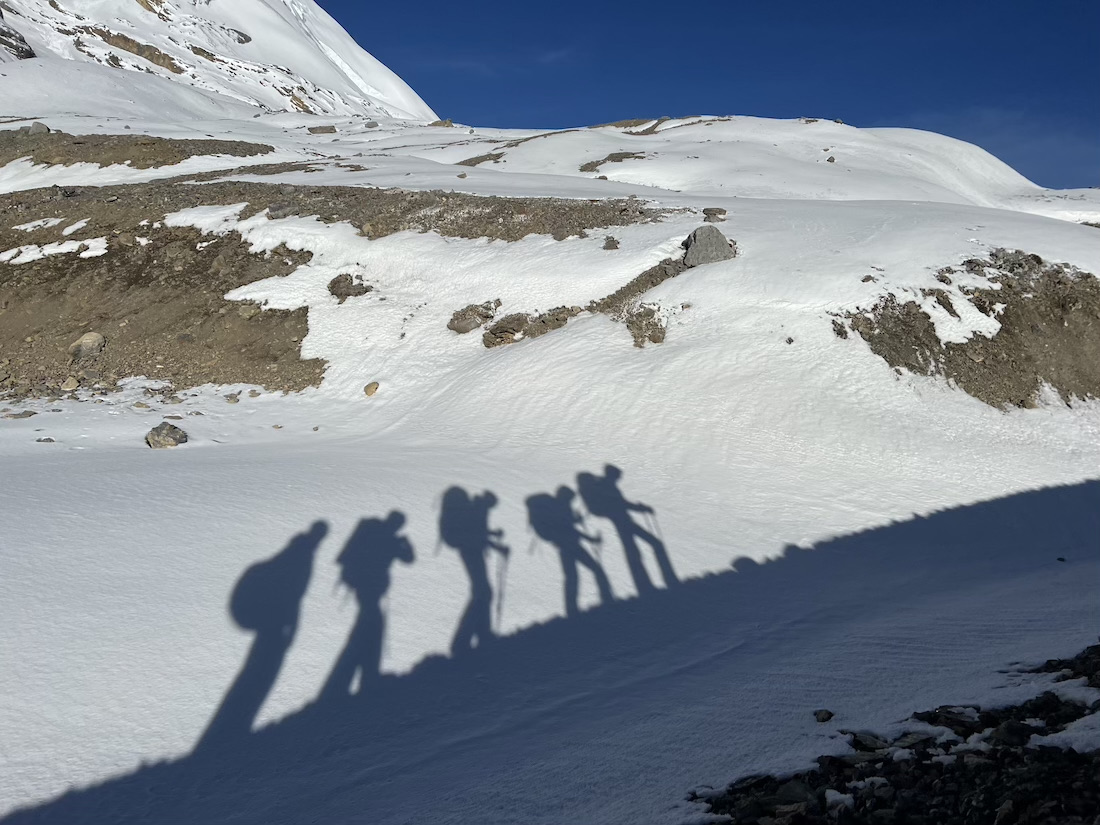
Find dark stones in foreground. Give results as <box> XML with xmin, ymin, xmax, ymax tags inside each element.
<box><xmin>693</xmin><ymin>644</ymin><xmax>1100</xmax><ymax>825</ymax></box>
<box><xmin>145</xmin><ymin>422</ymin><xmax>188</xmax><ymax>449</ymax></box>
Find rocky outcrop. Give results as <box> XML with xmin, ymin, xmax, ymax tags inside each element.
<box><xmin>0</xmin><ymin>8</ymin><xmax>35</xmax><ymax>60</ymax></box>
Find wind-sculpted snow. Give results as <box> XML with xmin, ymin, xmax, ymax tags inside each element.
<box><xmin>0</xmin><ymin>0</ymin><xmax>435</xmax><ymax>119</ymax></box>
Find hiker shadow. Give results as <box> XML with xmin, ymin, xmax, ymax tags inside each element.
<box><xmin>8</xmin><ymin>481</ymin><xmax>1100</xmax><ymax>825</ymax></box>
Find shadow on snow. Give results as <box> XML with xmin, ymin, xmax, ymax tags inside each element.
<box><xmin>4</xmin><ymin>478</ymin><xmax>1099</xmax><ymax>825</ymax></box>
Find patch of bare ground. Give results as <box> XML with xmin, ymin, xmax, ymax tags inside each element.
<box><xmin>579</xmin><ymin>152</ymin><xmax>646</xmax><ymax>174</ymax></box>
<box><xmin>843</xmin><ymin>249</ymin><xmax>1100</xmax><ymax>408</ymax></box>
<box><xmin>0</xmin><ymin>178</ymin><xmax>661</xmax><ymax>397</ymax></box>
<box><xmin>0</xmin><ymin>129</ymin><xmax>274</xmax><ymax>169</ymax></box>
<box><xmin>455</xmin><ymin>151</ymin><xmax>504</xmax><ymax>168</ymax></box>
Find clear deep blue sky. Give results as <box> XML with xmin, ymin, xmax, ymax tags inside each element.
<box><xmin>318</xmin><ymin>0</ymin><xmax>1098</xmax><ymax>189</ymax></box>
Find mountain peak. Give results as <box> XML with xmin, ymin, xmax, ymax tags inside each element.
<box><xmin>0</xmin><ymin>0</ymin><xmax>436</xmax><ymax>119</ymax></box>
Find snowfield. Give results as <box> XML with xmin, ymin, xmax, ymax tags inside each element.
<box><xmin>1</xmin><ymin>5</ymin><xmax>1099</xmax><ymax>824</ymax></box>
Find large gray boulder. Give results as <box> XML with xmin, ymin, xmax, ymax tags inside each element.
<box><xmin>683</xmin><ymin>225</ymin><xmax>737</xmax><ymax>267</ymax></box>
<box><xmin>145</xmin><ymin>422</ymin><xmax>189</xmax><ymax>449</ymax></box>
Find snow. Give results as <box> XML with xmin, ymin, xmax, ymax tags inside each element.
<box><xmin>1</xmin><ymin>14</ymin><xmax>1100</xmax><ymax>825</ymax></box>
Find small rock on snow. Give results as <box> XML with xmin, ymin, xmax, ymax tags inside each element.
<box><xmin>145</xmin><ymin>422</ymin><xmax>188</xmax><ymax>449</ymax></box>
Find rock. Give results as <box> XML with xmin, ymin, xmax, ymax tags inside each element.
<box><xmin>363</xmin><ymin>381</ymin><xmax>379</xmax><ymax>397</ymax></box>
<box><xmin>4</xmin><ymin>410</ymin><xmax>36</xmax><ymax>419</ymax></box>
<box><xmin>448</xmin><ymin>300</ymin><xmax>501</xmax><ymax>334</ymax></box>
<box><xmin>457</xmin><ymin>172</ymin><xmax>468</xmax><ymax>179</ymax></box>
<box><xmin>847</xmin><ymin>730</ymin><xmax>891</xmax><ymax>752</ymax></box>
<box><xmin>308</xmin><ymin>125</ymin><xmax>337</xmax><ymax>134</ymax></box>
<box><xmin>133</xmin><ymin>402</ymin><xmax>150</xmax><ymax>409</ymax></box>
<box><xmin>163</xmin><ymin>415</ymin><xmax>183</xmax><ymax>420</ymax></box>
<box><xmin>266</xmin><ymin>204</ymin><xmax>297</xmax><ymax>220</ymax></box>
<box><xmin>60</xmin><ymin>376</ymin><xmax>79</xmax><ymax>392</ymax></box>
<box><xmin>145</xmin><ymin>422</ymin><xmax>188</xmax><ymax>449</ymax></box>
<box><xmin>683</xmin><ymin>225</ymin><xmax>737</xmax><ymax>267</ymax></box>
<box><xmin>775</xmin><ymin>779</ymin><xmax>814</xmax><ymax>804</ymax></box>
<box><xmin>327</xmin><ymin>273</ymin><xmax>373</xmax><ymax>304</ymax></box>
<box><xmin>703</xmin><ymin>207</ymin><xmax>728</xmax><ymax>223</ymax></box>
<box><xmin>19</xmin><ymin>121</ymin><xmax>49</xmax><ymax>136</ymax></box>
<box><xmin>364</xmin><ymin>120</ymin><xmax>379</xmax><ymax>129</ymax></box>
<box><xmin>225</xmin><ymin>393</ymin><xmax>240</xmax><ymax>404</ymax></box>
<box><xmin>990</xmin><ymin>719</ymin><xmax>1034</xmax><ymax>747</ymax></box>
<box><xmin>429</xmin><ymin>119</ymin><xmax>455</xmax><ymax>127</ymax></box>
<box><xmin>35</xmin><ymin>437</ymin><xmax>55</xmax><ymax>443</ymax></box>
<box><xmin>248</xmin><ymin>390</ymin><xmax>261</xmax><ymax>398</ymax></box>
<box><xmin>814</xmin><ymin>709</ymin><xmax>835</xmax><ymax>723</ymax></box>
<box><xmin>67</xmin><ymin>331</ymin><xmax>106</xmax><ymax>360</ymax></box>
<box><xmin>237</xmin><ymin>303</ymin><xmax>261</xmax><ymax>320</ymax></box>
<box><xmin>827</xmin><ymin>156</ymin><xmax>836</xmax><ymax>163</ymax></box>
<box><xmin>603</xmin><ymin>236</ymin><xmax>620</xmax><ymax>250</ymax></box>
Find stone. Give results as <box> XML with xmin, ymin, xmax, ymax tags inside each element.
<box><xmin>814</xmin><ymin>709</ymin><xmax>835</xmax><ymax>723</ymax></box>
<box><xmin>20</xmin><ymin>121</ymin><xmax>49</xmax><ymax>136</ymax></box>
<box><xmin>4</xmin><ymin>410</ymin><xmax>36</xmax><ymax>419</ymax></box>
<box><xmin>237</xmin><ymin>303</ymin><xmax>261</xmax><ymax>320</ymax></box>
<box><xmin>60</xmin><ymin>376</ymin><xmax>79</xmax><ymax>392</ymax></box>
<box><xmin>703</xmin><ymin>207</ymin><xmax>728</xmax><ymax>223</ymax></box>
<box><xmin>308</xmin><ymin>125</ymin><xmax>337</xmax><ymax>134</ymax></box>
<box><xmin>603</xmin><ymin>236</ymin><xmax>620</xmax><ymax>250</ymax></box>
<box><xmin>457</xmin><ymin>172</ymin><xmax>468</xmax><ymax>179</ymax></box>
<box><xmin>448</xmin><ymin>300</ymin><xmax>500</xmax><ymax>334</ymax></box>
<box><xmin>683</xmin><ymin>225</ymin><xmax>737</xmax><ymax>267</ymax></box>
<box><xmin>327</xmin><ymin>273</ymin><xmax>372</xmax><ymax>304</ymax></box>
<box><xmin>989</xmin><ymin>719</ymin><xmax>1034</xmax><ymax>747</ymax></box>
<box><xmin>145</xmin><ymin>422</ymin><xmax>188</xmax><ymax>448</ymax></box>
<box><xmin>225</xmin><ymin>393</ymin><xmax>240</xmax><ymax>404</ymax></box>
<box><xmin>364</xmin><ymin>120</ymin><xmax>379</xmax><ymax>129</ymax></box>
<box><xmin>133</xmin><ymin>402</ymin><xmax>150</xmax><ymax>409</ymax></box>
<box><xmin>67</xmin><ymin>331</ymin><xmax>106</xmax><ymax>360</ymax></box>
<box><xmin>363</xmin><ymin>381</ymin><xmax>380</xmax><ymax>397</ymax></box>
<box><xmin>35</xmin><ymin>437</ymin><xmax>55</xmax><ymax>443</ymax></box>
<box><xmin>827</xmin><ymin>156</ymin><xmax>836</xmax><ymax>163</ymax></box>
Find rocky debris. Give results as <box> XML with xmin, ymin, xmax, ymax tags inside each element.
<box><xmin>848</xmin><ymin>249</ymin><xmax>1100</xmax><ymax>408</ymax></box>
<box><xmin>307</xmin><ymin>125</ymin><xmax>337</xmax><ymax>135</ymax></box>
<box><xmin>363</xmin><ymin>381</ymin><xmax>379</xmax><ymax>397</ymax></box>
<box><xmin>0</xmin><ymin>130</ymin><xmax>273</xmax><ymax>170</ymax></box>
<box><xmin>815</xmin><ymin>709</ymin><xmax>836</xmax><ymax>723</ymax></box>
<box><xmin>35</xmin><ymin>437</ymin><xmax>55</xmax><ymax>443</ymax></box>
<box><xmin>429</xmin><ymin>119</ymin><xmax>455</xmax><ymax>128</ymax></box>
<box><xmin>145</xmin><ymin>422</ymin><xmax>188</xmax><ymax>449</ymax></box>
<box><xmin>327</xmin><ymin>273</ymin><xmax>372</xmax><ymax>304</ymax></box>
<box><xmin>579</xmin><ymin>151</ymin><xmax>645</xmax><ymax>173</ymax></box>
<box><xmin>693</xmin><ymin>644</ymin><xmax>1100</xmax><ymax>825</ymax></box>
<box><xmin>448</xmin><ymin>300</ymin><xmax>501</xmax><ymax>334</ymax></box>
<box><xmin>482</xmin><ymin>307</ymin><xmax>580</xmax><ymax>348</ymax></box>
<box><xmin>60</xmin><ymin>376</ymin><xmax>78</xmax><ymax>392</ymax></box>
<box><xmin>603</xmin><ymin>236</ymin><xmax>620</xmax><ymax>250</ymax></box>
<box><xmin>67</xmin><ymin>332</ymin><xmax>106</xmax><ymax>361</ymax></box>
<box><xmin>3</xmin><ymin>410</ymin><xmax>35</xmax><ymax>419</ymax></box>
<box><xmin>0</xmin><ymin>9</ymin><xmax>35</xmax><ymax>60</ymax></box>
<box><xmin>456</xmin><ymin>151</ymin><xmax>504</xmax><ymax>167</ymax></box>
<box><xmin>703</xmin><ymin>207</ymin><xmax>728</xmax><ymax>223</ymax></box>
<box><xmin>224</xmin><ymin>392</ymin><xmax>240</xmax><ymax>404</ymax></box>
<box><xmin>622</xmin><ymin>304</ymin><xmax>666</xmax><ymax>347</ymax></box>
<box><xmin>683</xmin><ymin>225</ymin><xmax>737</xmax><ymax>267</ymax></box>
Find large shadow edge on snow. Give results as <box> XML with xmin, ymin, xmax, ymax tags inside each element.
<box><xmin>4</xmin><ymin>479</ymin><xmax>1099</xmax><ymax>825</ymax></box>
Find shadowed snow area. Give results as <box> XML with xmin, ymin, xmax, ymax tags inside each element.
<box><xmin>2</xmin><ymin>6</ymin><xmax>1100</xmax><ymax>824</ymax></box>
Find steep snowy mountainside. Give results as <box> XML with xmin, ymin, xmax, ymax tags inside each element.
<box><xmin>0</xmin><ymin>0</ymin><xmax>436</xmax><ymax>119</ymax></box>
<box><xmin>0</xmin><ymin>7</ymin><xmax>35</xmax><ymax>61</ymax></box>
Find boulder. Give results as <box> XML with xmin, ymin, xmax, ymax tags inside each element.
<box><xmin>307</xmin><ymin>125</ymin><xmax>337</xmax><ymax>135</ymax></box>
<box><xmin>145</xmin><ymin>422</ymin><xmax>188</xmax><ymax>449</ymax></box>
<box><xmin>683</xmin><ymin>225</ymin><xmax>736</xmax><ymax>267</ymax></box>
<box><xmin>67</xmin><ymin>331</ymin><xmax>106</xmax><ymax>360</ymax></box>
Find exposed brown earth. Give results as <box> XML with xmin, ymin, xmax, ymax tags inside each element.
<box><xmin>0</xmin><ymin>129</ymin><xmax>274</xmax><ymax>170</ymax></box>
<box><xmin>844</xmin><ymin>249</ymin><xmax>1100</xmax><ymax>408</ymax></box>
<box><xmin>0</xmin><ymin>177</ymin><xmax>660</xmax><ymax>398</ymax></box>
<box><xmin>579</xmin><ymin>151</ymin><xmax>646</xmax><ymax>173</ymax></box>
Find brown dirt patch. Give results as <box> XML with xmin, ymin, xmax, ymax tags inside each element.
<box><xmin>0</xmin><ymin>130</ymin><xmax>274</xmax><ymax>170</ymax></box>
<box><xmin>845</xmin><ymin>249</ymin><xmax>1100</xmax><ymax>408</ymax></box>
<box><xmin>1</xmin><ymin>177</ymin><xmax>662</xmax><ymax>397</ymax></box>
<box><xmin>455</xmin><ymin>151</ymin><xmax>504</xmax><ymax>167</ymax></box>
<box><xmin>579</xmin><ymin>152</ymin><xmax>646</xmax><ymax>174</ymax></box>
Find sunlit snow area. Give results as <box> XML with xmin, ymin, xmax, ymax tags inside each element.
<box><xmin>1</xmin><ymin>2</ymin><xmax>1099</xmax><ymax>824</ymax></box>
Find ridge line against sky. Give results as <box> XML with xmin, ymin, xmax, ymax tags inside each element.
<box><xmin>317</xmin><ymin>0</ymin><xmax>1098</xmax><ymax>190</ymax></box>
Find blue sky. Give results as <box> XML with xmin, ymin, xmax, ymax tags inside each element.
<box><xmin>318</xmin><ymin>0</ymin><xmax>1098</xmax><ymax>189</ymax></box>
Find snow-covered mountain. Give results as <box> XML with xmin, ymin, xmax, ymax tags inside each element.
<box><xmin>1</xmin><ymin>10</ymin><xmax>1100</xmax><ymax>825</ymax></box>
<box><xmin>0</xmin><ymin>0</ymin><xmax>435</xmax><ymax>119</ymax></box>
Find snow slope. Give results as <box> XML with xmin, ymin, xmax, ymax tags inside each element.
<box><xmin>2</xmin><ymin>47</ymin><xmax>1100</xmax><ymax>825</ymax></box>
<box><xmin>0</xmin><ymin>0</ymin><xmax>435</xmax><ymax>119</ymax></box>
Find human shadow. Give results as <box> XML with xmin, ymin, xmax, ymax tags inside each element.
<box><xmin>439</xmin><ymin>486</ymin><xmax>510</xmax><ymax>655</ymax></box>
<box><xmin>8</xmin><ymin>481</ymin><xmax>1100</xmax><ymax>825</ymax></box>
<box><xmin>193</xmin><ymin>521</ymin><xmax>327</xmax><ymax>751</ymax></box>
<box><xmin>527</xmin><ymin>486</ymin><xmax>614</xmax><ymax>617</ymax></box>
<box><xmin>319</xmin><ymin>512</ymin><xmax>414</xmax><ymax>702</ymax></box>
<box><xmin>577</xmin><ymin>464</ymin><xmax>678</xmax><ymax>594</ymax></box>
